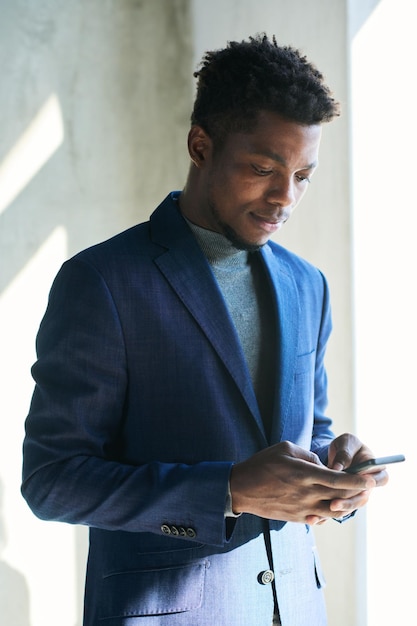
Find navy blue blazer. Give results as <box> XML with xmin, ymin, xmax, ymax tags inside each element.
<box><xmin>22</xmin><ymin>192</ymin><xmax>335</xmax><ymax>625</ymax></box>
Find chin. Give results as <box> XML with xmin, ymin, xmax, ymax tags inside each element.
<box><xmin>223</xmin><ymin>226</ymin><xmax>265</xmax><ymax>252</ymax></box>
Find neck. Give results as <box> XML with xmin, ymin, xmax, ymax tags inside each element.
<box><xmin>177</xmin><ymin>167</ymin><xmax>208</xmax><ymax>228</ymax></box>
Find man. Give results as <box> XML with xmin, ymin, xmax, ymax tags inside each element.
<box><xmin>21</xmin><ymin>34</ymin><xmax>387</xmax><ymax>625</ymax></box>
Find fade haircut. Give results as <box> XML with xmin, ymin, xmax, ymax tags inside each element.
<box><xmin>191</xmin><ymin>33</ymin><xmax>340</xmax><ymax>148</ymax></box>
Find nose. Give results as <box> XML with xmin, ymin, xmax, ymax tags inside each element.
<box><xmin>265</xmin><ymin>177</ymin><xmax>296</xmax><ymax>208</ymax></box>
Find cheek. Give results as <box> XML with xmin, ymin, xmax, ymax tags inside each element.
<box><xmin>208</xmin><ymin>175</ymin><xmax>246</xmax><ymax>209</ymax></box>
<box><xmin>208</xmin><ymin>169</ymin><xmax>267</xmax><ymax>215</ymax></box>
<box><xmin>294</xmin><ymin>185</ymin><xmax>309</xmax><ymax>206</ymax></box>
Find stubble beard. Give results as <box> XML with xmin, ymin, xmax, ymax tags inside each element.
<box><xmin>208</xmin><ymin>200</ymin><xmax>263</xmax><ymax>253</ymax></box>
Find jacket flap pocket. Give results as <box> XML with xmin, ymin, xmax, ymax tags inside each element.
<box><xmin>99</xmin><ymin>560</ymin><xmax>208</xmax><ymax>618</ymax></box>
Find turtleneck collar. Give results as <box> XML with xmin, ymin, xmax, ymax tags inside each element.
<box><xmin>184</xmin><ymin>217</ymin><xmax>249</xmax><ymax>267</ymax></box>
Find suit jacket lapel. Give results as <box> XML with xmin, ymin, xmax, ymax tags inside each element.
<box><xmin>150</xmin><ymin>196</ymin><xmax>264</xmax><ymax>432</ymax></box>
<box><xmin>260</xmin><ymin>244</ymin><xmax>300</xmax><ymax>443</ymax></box>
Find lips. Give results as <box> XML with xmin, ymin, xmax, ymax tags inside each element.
<box><xmin>254</xmin><ymin>215</ymin><xmax>280</xmax><ymax>224</ymax></box>
<box><xmin>250</xmin><ymin>212</ymin><xmax>286</xmax><ymax>233</ymax></box>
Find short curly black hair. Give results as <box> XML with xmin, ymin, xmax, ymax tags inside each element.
<box><xmin>191</xmin><ymin>33</ymin><xmax>340</xmax><ymax>146</ymax></box>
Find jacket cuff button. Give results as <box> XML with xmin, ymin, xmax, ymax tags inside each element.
<box><xmin>186</xmin><ymin>527</ymin><xmax>196</xmax><ymax>538</ymax></box>
<box><xmin>161</xmin><ymin>524</ymin><xmax>171</xmax><ymax>535</ymax></box>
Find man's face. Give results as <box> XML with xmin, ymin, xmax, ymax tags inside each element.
<box><xmin>187</xmin><ymin>111</ymin><xmax>322</xmax><ymax>251</ymax></box>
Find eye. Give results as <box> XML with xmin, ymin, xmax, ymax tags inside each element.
<box><xmin>295</xmin><ymin>173</ymin><xmax>311</xmax><ymax>183</ymax></box>
<box><xmin>252</xmin><ymin>164</ymin><xmax>273</xmax><ymax>176</ymax></box>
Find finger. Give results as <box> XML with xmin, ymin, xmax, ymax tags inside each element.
<box><xmin>328</xmin><ymin>435</ymin><xmax>374</xmax><ymax>471</ymax></box>
<box><xmin>357</xmin><ymin>468</ymin><xmax>389</xmax><ymax>487</ymax></box>
<box><xmin>308</xmin><ymin>464</ymin><xmax>377</xmax><ymax>490</ymax></box>
<box><xmin>276</xmin><ymin>441</ymin><xmax>324</xmax><ymax>466</ymax></box>
<box><xmin>329</xmin><ymin>489</ymin><xmax>372</xmax><ymax>513</ymax></box>
<box><xmin>305</xmin><ymin>514</ymin><xmax>328</xmax><ymax>525</ymax></box>
<box><xmin>327</xmin><ymin>433</ymin><xmax>358</xmax><ymax>469</ymax></box>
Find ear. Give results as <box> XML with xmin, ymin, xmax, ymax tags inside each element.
<box><xmin>187</xmin><ymin>125</ymin><xmax>213</xmax><ymax>168</ymax></box>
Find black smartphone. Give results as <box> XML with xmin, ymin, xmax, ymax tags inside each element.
<box><xmin>345</xmin><ymin>454</ymin><xmax>405</xmax><ymax>474</ymax></box>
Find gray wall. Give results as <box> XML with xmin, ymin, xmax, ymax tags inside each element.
<box><xmin>0</xmin><ymin>2</ymin><xmax>365</xmax><ymax>625</ymax></box>
<box><xmin>1</xmin><ymin>0</ymin><xmax>192</xmax><ymax>292</ymax></box>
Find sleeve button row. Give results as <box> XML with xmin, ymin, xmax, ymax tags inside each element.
<box><xmin>161</xmin><ymin>524</ymin><xmax>196</xmax><ymax>538</ymax></box>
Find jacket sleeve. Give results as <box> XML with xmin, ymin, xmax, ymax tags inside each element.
<box><xmin>21</xmin><ymin>258</ymin><xmax>233</xmax><ymax>547</ymax></box>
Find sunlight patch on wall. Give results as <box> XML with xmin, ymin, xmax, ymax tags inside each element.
<box><xmin>0</xmin><ymin>226</ymin><xmax>76</xmax><ymax>626</ymax></box>
<box><xmin>0</xmin><ymin>225</ymin><xmax>68</xmax><ymax>477</ymax></box>
<box><xmin>0</xmin><ymin>94</ymin><xmax>64</xmax><ymax>216</ymax></box>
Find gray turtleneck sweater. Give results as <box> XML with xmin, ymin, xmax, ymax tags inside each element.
<box><xmin>186</xmin><ymin>220</ymin><xmax>276</xmax><ymax>435</ymax></box>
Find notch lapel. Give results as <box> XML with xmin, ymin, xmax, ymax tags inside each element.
<box><xmin>150</xmin><ymin>196</ymin><xmax>264</xmax><ymax>434</ymax></box>
<box><xmin>260</xmin><ymin>244</ymin><xmax>300</xmax><ymax>443</ymax></box>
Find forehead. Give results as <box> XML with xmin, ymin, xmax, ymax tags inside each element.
<box><xmin>222</xmin><ymin>111</ymin><xmax>322</xmax><ymax>168</ymax></box>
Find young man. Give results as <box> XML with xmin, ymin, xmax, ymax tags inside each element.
<box><xmin>22</xmin><ymin>34</ymin><xmax>386</xmax><ymax>625</ymax></box>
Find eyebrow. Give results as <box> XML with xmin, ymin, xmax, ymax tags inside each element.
<box><xmin>255</xmin><ymin>149</ymin><xmax>318</xmax><ymax>170</ymax></box>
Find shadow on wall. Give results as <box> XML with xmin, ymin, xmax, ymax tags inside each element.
<box><xmin>0</xmin><ymin>477</ymin><xmax>31</xmax><ymax>625</ymax></box>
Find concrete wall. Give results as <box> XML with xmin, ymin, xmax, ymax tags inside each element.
<box><xmin>0</xmin><ymin>1</ymin><xmax>362</xmax><ymax>625</ymax></box>
<box><xmin>0</xmin><ymin>3</ymin><xmax>192</xmax><ymax>625</ymax></box>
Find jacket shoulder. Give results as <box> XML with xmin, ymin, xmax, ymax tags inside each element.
<box><xmin>69</xmin><ymin>192</ymin><xmax>182</xmax><ymax>271</ymax></box>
